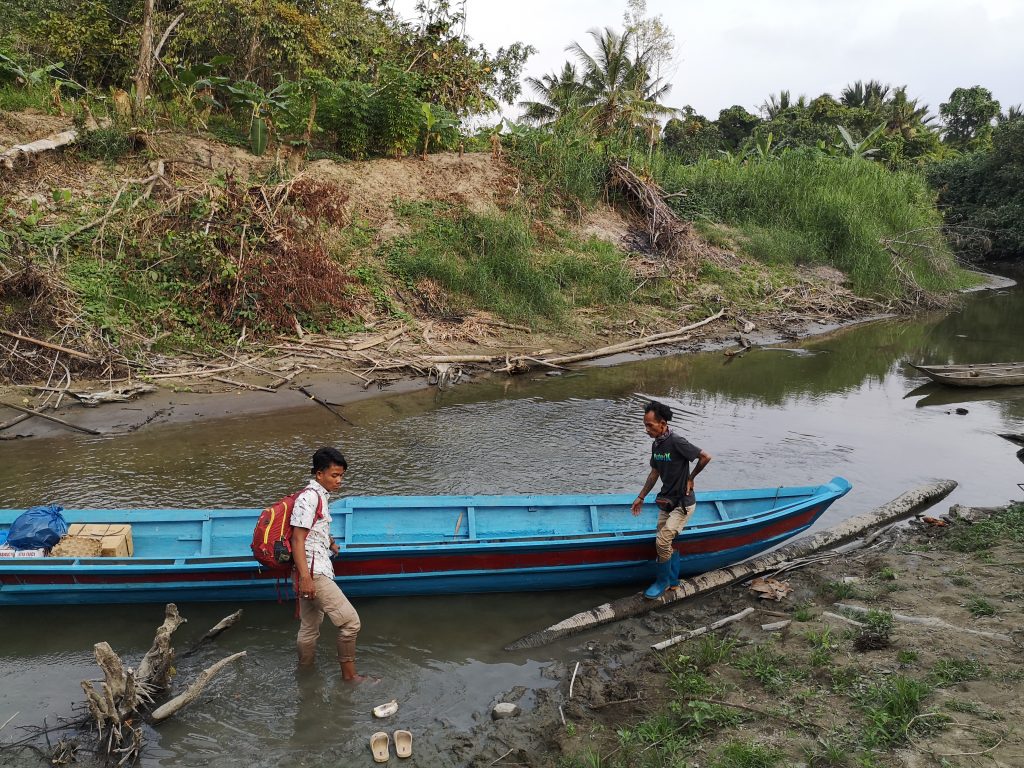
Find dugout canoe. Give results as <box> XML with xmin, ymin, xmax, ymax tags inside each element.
<box><xmin>0</xmin><ymin>477</ymin><xmax>851</xmax><ymax>605</ymax></box>
<box><xmin>912</xmin><ymin>362</ymin><xmax>1024</xmax><ymax>388</ymax></box>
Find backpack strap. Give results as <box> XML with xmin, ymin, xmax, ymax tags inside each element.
<box><xmin>298</xmin><ymin>490</ymin><xmax>326</xmax><ymax>582</ymax></box>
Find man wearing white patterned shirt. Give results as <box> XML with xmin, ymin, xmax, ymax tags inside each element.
<box><xmin>291</xmin><ymin>447</ymin><xmax>368</xmax><ymax>682</ymax></box>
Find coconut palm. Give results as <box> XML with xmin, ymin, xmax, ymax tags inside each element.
<box><xmin>566</xmin><ymin>26</ymin><xmax>675</xmax><ymax>137</ymax></box>
<box><xmin>761</xmin><ymin>90</ymin><xmax>792</xmax><ymax>119</ymax></box>
<box><xmin>518</xmin><ymin>63</ymin><xmax>587</xmax><ymax>125</ymax></box>
<box><xmin>841</xmin><ymin>80</ymin><xmax>891</xmax><ymax>110</ymax></box>
<box><xmin>885</xmin><ymin>86</ymin><xmax>935</xmax><ymax>139</ymax></box>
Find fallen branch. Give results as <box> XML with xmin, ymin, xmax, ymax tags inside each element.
<box><xmin>542</xmin><ymin>309</ymin><xmax>726</xmax><ymax>367</ymax></box>
<box><xmin>297</xmin><ymin>385</ymin><xmax>355</xmax><ymax>425</ymax></box>
<box><xmin>651</xmin><ymin>607</ymin><xmax>755</xmax><ymax>651</ymax></box>
<box><xmin>0</xmin><ymin>402</ymin><xmax>101</xmax><ymax>435</ymax></box>
<box><xmin>350</xmin><ymin>326</ymin><xmax>408</xmax><ymax>352</ymax></box>
<box><xmin>1</xmin><ymin>129</ymin><xmax>80</xmax><ymax>171</ymax></box>
<box><xmin>834</xmin><ymin>603</ymin><xmax>1013</xmax><ymax>643</ymax></box>
<box><xmin>821</xmin><ymin>610</ymin><xmax>864</xmax><ymax>627</ymax></box>
<box><xmin>182</xmin><ymin>609</ymin><xmax>243</xmax><ymax>657</ymax></box>
<box><xmin>149</xmin><ymin>651</ymin><xmax>247</xmax><ymax>722</ymax></box>
<box><xmin>505</xmin><ymin>480</ymin><xmax>957</xmax><ymax>650</ymax></box>
<box><xmin>0</xmin><ymin>329</ymin><xmax>99</xmax><ymax>362</ymax></box>
<box><xmin>211</xmin><ymin>375</ymin><xmax>276</xmax><ymax>393</ymax></box>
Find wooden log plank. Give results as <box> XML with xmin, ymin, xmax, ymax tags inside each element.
<box><xmin>651</xmin><ymin>607</ymin><xmax>755</xmax><ymax>650</ymax></box>
<box><xmin>0</xmin><ymin>402</ymin><xmax>101</xmax><ymax>435</ymax></box>
<box><xmin>0</xmin><ymin>329</ymin><xmax>99</xmax><ymax>362</ymax></box>
<box><xmin>1</xmin><ymin>129</ymin><xmax>80</xmax><ymax>171</ymax></box>
<box><xmin>504</xmin><ymin>480</ymin><xmax>957</xmax><ymax>650</ymax></box>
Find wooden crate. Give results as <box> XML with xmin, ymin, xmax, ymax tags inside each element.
<box><xmin>57</xmin><ymin>524</ymin><xmax>134</xmax><ymax>557</ymax></box>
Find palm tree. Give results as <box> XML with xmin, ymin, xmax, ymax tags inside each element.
<box><xmin>885</xmin><ymin>86</ymin><xmax>935</xmax><ymax>139</ymax></box>
<box><xmin>841</xmin><ymin>80</ymin><xmax>891</xmax><ymax>110</ymax></box>
<box><xmin>566</xmin><ymin>27</ymin><xmax>675</xmax><ymax>137</ymax></box>
<box><xmin>518</xmin><ymin>63</ymin><xmax>587</xmax><ymax>125</ymax></box>
<box><xmin>761</xmin><ymin>90</ymin><xmax>791</xmax><ymax>119</ymax></box>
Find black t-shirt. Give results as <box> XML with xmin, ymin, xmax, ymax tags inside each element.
<box><xmin>650</xmin><ymin>430</ymin><xmax>702</xmax><ymax>507</ymax></box>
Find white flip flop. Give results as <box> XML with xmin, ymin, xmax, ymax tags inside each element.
<box><xmin>370</xmin><ymin>731</ymin><xmax>390</xmax><ymax>763</ymax></box>
<box><xmin>394</xmin><ymin>729</ymin><xmax>412</xmax><ymax>759</ymax></box>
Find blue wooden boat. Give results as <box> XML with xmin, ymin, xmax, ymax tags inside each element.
<box><xmin>0</xmin><ymin>478</ymin><xmax>851</xmax><ymax>606</ymax></box>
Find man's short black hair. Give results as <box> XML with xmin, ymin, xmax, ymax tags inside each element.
<box><xmin>644</xmin><ymin>400</ymin><xmax>673</xmax><ymax>422</ymax></box>
<box><xmin>311</xmin><ymin>446</ymin><xmax>348</xmax><ymax>474</ymax></box>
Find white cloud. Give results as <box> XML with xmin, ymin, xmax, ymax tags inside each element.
<box><xmin>389</xmin><ymin>0</ymin><xmax>1024</xmax><ymax>120</ymax></box>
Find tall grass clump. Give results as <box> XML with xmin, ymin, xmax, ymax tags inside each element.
<box><xmin>658</xmin><ymin>149</ymin><xmax>967</xmax><ymax>299</ymax></box>
<box><xmin>384</xmin><ymin>202</ymin><xmax>633</xmax><ymax>324</ymax></box>
<box><xmin>504</xmin><ymin>116</ymin><xmax>607</xmax><ymax>215</ymax></box>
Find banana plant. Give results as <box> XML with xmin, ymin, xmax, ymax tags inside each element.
<box><xmin>223</xmin><ymin>76</ymin><xmax>297</xmax><ymax>156</ymax></box>
<box><xmin>419</xmin><ymin>103</ymin><xmax>459</xmax><ymax>159</ymax></box>
<box><xmin>155</xmin><ymin>56</ymin><xmax>232</xmax><ymax>128</ymax></box>
<box><xmin>836</xmin><ymin>122</ymin><xmax>887</xmax><ymax>159</ymax></box>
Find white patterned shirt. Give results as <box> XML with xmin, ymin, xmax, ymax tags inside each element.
<box><xmin>289</xmin><ymin>479</ymin><xmax>334</xmax><ymax>577</ymax></box>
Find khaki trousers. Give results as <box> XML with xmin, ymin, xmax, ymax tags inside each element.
<box><xmin>655</xmin><ymin>503</ymin><xmax>697</xmax><ymax>561</ymax></box>
<box><xmin>297</xmin><ymin>574</ymin><xmax>361</xmax><ymax>663</ymax></box>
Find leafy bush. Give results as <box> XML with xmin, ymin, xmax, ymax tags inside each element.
<box><xmin>368</xmin><ymin>67</ymin><xmax>422</xmax><ymax>157</ymax></box>
<box><xmin>317</xmin><ymin>79</ymin><xmax>372</xmax><ymax>159</ymax></box>
<box><xmin>927</xmin><ymin>118</ymin><xmax>1024</xmax><ymax>262</ymax></box>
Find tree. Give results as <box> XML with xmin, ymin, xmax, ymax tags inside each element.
<box><xmin>841</xmin><ymin>80</ymin><xmax>891</xmax><ymax>110</ymax></box>
<box><xmin>662</xmin><ymin>107</ymin><xmax>721</xmax><ymax>161</ymax></box>
<box><xmin>716</xmin><ymin>105</ymin><xmax>760</xmax><ymax>150</ymax></box>
<box><xmin>928</xmin><ymin>117</ymin><xmax>1024</xmax><ymax>261</ymax></box>
<box><xmin>761</xmin><ymin>90</ymin><xmax>792</xmax><ymax>120</ymax></box>
<box><xmin>566</xmin><ymin>26</ymin><xmax>675</xmax><ymax>138</ymax></box>
<box><xmin>940</xmin><ymin>85</ymin><xmax>1001</xmax><ymax>150</ymax></box>
<box><xmin>392</xmin><ymin>0</ymin><xmax>535</xmax><ymax>116</ymax></box>
<box><xmin>518</xmin><ymin>63</ymin><xmax>587</xmax><ymax>125</ymax></box>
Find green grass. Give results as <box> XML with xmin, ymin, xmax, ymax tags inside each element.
<box><xmin>966</xmin><ymin>596</ymin><xmax>996</xmax><ymax>617</ymax></box>
<box><xmin>805</xmin><ymin>627</ymin><xmax>838</xmax><ymax>667</ymax></box>
<box><xmin>855</xmin><ymin>675</ymin><xmax>934</xmax><ymax>748</ymax></box>
<box><xmin>658</xmin><ymin>151</ymin><xmax>972</xmax><ymax>300</ymax></box>
<box><xmin>0</xmin><ymin>83</ymin><xmax>52</xmax><ymax>112</ymax></box>
<box><xmin>821</xmin><ymin>580</ymin><xmax>861</xmax><ymax>600</ymax></box>
<box><xmin>734</xmin><ymin>644</ymin><xmax>795</xmax><ymax>693</ymax></box>
<box><xmin>711</xmin><ymin>739</ymin><xmax>783</xmax><ymax>768</ymax></box>
<box><xmin>383</xmin><ymin>201</ymin><xmax>633</xmax><ymax>324</ymax></box>
<box><xmin>929</xmin><ymin>657</ymin><xmax>989</xmax><ymax>687</ymax></box>
<box><xmin>945</xmin><ymin>503</ymin><xmax>1024</xmax><ymax>553</ymax></box>
<box><xmin>793</xmin><ymin>601</ymin><xmax>816</xmax><ymax>622</ymax></box>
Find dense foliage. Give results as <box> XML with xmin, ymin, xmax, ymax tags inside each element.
<box><xmin>928</xmin><ymin>117</ymin><xmax>1024</xmax><ymax>261</ymax></box>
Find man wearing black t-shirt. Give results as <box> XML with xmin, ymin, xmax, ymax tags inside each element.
<box><xmin>630</xmin><ymin>400</ymin><xmax>712</xmax><ymax>599</ymax></box>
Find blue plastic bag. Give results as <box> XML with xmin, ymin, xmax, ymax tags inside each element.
<box><xmin>7</xmin><ymin>504</ymin><xmax>68</xmax><ymax>550</ymax></box>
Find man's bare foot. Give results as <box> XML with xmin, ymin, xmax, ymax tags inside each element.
<box><xmin>343</xmin><ymin>673</ymin><xmax>380</xmax><ymax>684</ymax></box>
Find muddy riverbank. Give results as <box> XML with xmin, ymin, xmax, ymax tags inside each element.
<box><xmin>459</xmin><ymin>502</ymin><xmax>1024</xmax><ymax>768</ymax></box>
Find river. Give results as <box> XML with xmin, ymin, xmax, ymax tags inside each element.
<box><xmin>1</xmin><ymin>279</ymin><xmax>1022</xmax><ymax>766</ymax></box>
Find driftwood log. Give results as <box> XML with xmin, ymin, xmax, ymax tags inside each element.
<box><xmin>76</xmin><ymin>604</ymin><xmax>245</xmax><ymax>763</ymax></box>
<box><xmin>505</xmin><ymin>480</ymin><xmax>957</xmax><ymax>650</ymax></box>
<box><xmin>0</xmin><ymin>129</ymin><xmax>80</xmax><ymax>171</ymax></box>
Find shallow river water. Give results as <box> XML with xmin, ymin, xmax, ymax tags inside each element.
<box><xmin>2</xmin><ymin>280</ymin><xmax>1023</xmax><ymax>766</ymax></box>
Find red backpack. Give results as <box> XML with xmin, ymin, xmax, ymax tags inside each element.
<box><xmin>251</xmin><ymin>490</ymin><xmax>323</xmax><ymax>571</ymax></box>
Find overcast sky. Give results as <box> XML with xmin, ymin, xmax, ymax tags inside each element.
<box><xmin>388</xmin><ymin>0</ymin><xmax>1024</xmax><ymax>122</ymax></box>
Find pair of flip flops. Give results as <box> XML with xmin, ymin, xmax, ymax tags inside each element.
<box><xmin>370</xmin><ymin>730</ymin><xmax>412</xmax><ymax>762</ymax></box>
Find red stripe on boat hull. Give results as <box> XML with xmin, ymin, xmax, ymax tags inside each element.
<box><xmin>0</xmin><ymin>506</ymin><xmax>821</xmax><ymax>588</ymax></box>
